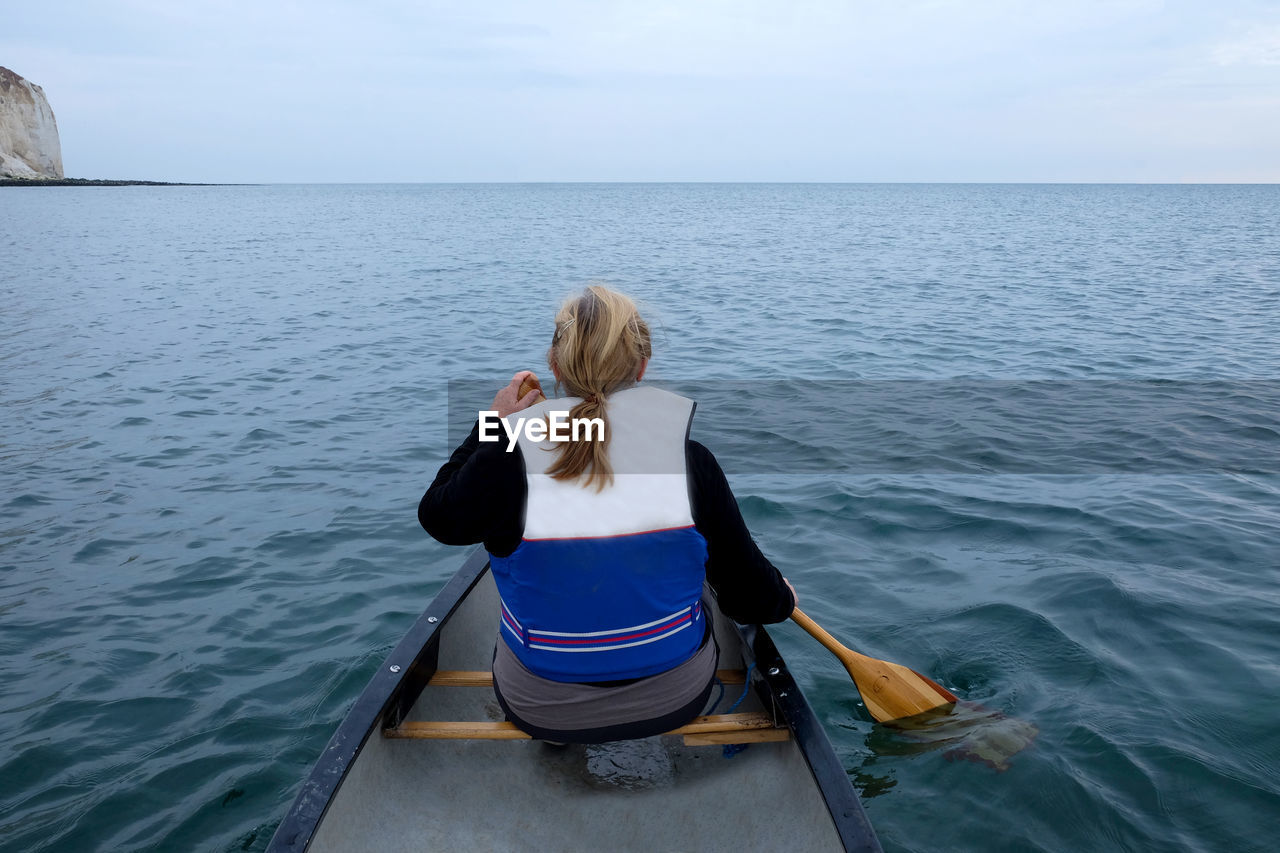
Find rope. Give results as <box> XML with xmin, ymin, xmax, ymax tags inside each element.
<box><xmin>708</xmin><ymin>677</ymin><xmax>726</xmax><ymax>715</ymax></box>
<box><xmin>721</xmin><ymin>661</ymin><xmax>756</xmax><ymax>759</ymax></box>
<box><xmin>726</xmin><ymin>662</ymin><xmax>756</xmax><ymax>714</ymax></box>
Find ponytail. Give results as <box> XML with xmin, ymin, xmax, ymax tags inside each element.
<box><xmin>544</xmin><ymin>285</ymin><xmax>651</xmax><ymax>491</ymax></box>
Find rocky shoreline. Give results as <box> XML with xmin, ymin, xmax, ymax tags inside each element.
<box><xmin>0</xmin><ymin>177</ymin><xmax>220</xmax><ymax>186</ymax></box>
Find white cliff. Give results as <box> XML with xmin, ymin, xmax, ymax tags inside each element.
<box><xmin>0</xmin><ymin>66</ymin><xmax>64</xmax><ymax>179</ymax></box>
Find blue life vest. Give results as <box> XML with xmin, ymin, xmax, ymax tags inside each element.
<box><xmin>489</xmin><ymin>386</ymin><xmax>709</xmax><ymax>683</ymax></box>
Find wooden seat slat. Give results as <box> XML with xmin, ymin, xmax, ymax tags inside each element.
<box><xmin>383</xmin><ymin>711</ymin><xmax>784</xmax><ymax>743</ymax></box>
<box><xmin>427</xmin><ymin>669</ymin><xmax>748</xmax><ymax>687</ymax></box>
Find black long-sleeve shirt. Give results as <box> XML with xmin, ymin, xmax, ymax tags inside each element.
<box><xmin>419</xmin><ymin>422</ymin><xmax>795</xmax><ymax>624</ymax></box>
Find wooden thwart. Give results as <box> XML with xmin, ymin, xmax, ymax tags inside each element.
<box><xmin>427</xmin><ymin>669</ymin><xmax>748</xmax><ymax>687</ymax></box>
<box><xmin>383</xmin><ymin>711</ymin><xmax>786</xmax><ymax>747</ymax></box>
<box><xmin>682</xmin><ymin>728</ymin><xmax>791</xmax><ymax>746</ymax></box>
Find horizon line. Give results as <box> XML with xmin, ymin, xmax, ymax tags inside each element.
<box><xmin>28</xmin><ymin>179</ymin><xmax>1280</xmax><ymax>187</ymax></box>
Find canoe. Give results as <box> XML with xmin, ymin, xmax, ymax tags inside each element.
<box><xmin>268</xmin><ymin>549</ymin><xmax>882</xmax><ymax>852</ymax></box>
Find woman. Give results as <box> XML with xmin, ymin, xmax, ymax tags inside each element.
<box><xmin>419</xmin><ymin>285</ymin><xmax>795</xmax><ymax>743</ymax></box>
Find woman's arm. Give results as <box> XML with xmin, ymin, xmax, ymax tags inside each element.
<box><xmin>418</xmin><ymin>373</ymin><xmax>542</xmax><ymax>555</ymax></box>
<box><xmin>417</xmin><ymin>422</ymin><xmax>525</xmax><ymax>556</ymax></box>
<box><xmin>688</xmin><ymin>440</ymin><xmax>797</xmax><ymax>624</ymax></box>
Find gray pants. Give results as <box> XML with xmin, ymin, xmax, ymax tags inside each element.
<box><xmin>492</xmin><ymin>615</ymin><xmax>718</xmax><ymax>741</ymax></box>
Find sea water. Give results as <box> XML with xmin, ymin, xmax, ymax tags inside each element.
<box><xmin>2</xmin><ymin>183</ymin><xmax>1278</xmax><ymax>852</ymax></box>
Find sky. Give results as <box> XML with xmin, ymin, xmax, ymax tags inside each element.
<box><xmin>2</xmin><ymin>0</ymin><xmax>1279</xmax><ymax>182</ymax></box>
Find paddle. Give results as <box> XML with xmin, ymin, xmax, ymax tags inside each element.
<box><xmin>517</xmin><ymin>373</ymin><xmax>547</xmax><ymax>404</ymax></box>
<box><xmin>790</xmin><ymin>608</ymin><xmax>958</xmax><ymax>724</ymax></box>
<box><xmin>790</xmin><ymin>607</ymin><xmax>1039</xmax><ymax>770</ymax></box>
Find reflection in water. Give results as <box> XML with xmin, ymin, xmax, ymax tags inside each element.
<box><xmin>865</xmin><ymin>701</ymin><xmax>1039</xmax><ymax>773</ymax></box>
<box><xmin>583</xmin><ymin>739</ymin><xmax>676</xmax><ymax>790</ymax></box>
<box><xmin>848</xmin><ymin>757</ymin><xmax>899</xmax><ymax>799</ymax></box>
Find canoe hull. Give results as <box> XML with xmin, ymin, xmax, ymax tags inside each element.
<box><xmin>269</xmin><ymin>550</ymin><xmax>880</xmax><ymax>852</ymax></box>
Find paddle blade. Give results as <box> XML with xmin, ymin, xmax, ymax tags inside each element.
<box><xmin>843</xmin><ymin>656</ymin><xmax>958</xmax><ymax>724</ymax></box>
<box><xmin>790</xmin><ymin>608</ymin><xmax>958</xmax><ymax>724</ymax></box>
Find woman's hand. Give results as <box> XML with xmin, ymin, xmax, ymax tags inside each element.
<box><xmin>784</xmin><ymin>578</ymin><xmax>799</xmax><ymax>611</ymax></box>
<box><xmin>490</xmin><ymin>371</ymin><xmax>544</xmax><ymax>418</ymax></box>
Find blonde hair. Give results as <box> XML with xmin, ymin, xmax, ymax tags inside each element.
<box><xmin>546</xmin><ymin>285</ymin><xmax>652</xmax><ymax>490</ymax></box>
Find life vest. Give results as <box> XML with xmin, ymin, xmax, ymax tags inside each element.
<box><xmin>489</xmin><ymin>385</ymin><xmax>709</xmax><ymax>683</ymax></box>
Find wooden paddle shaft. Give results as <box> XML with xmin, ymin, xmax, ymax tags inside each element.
<box><xmin>518</xmin><ymin>374</ymin><xmax>546</xmax><ymax>403</ymax></box>
<box><xmin>791</xmin><ymin>608</ymin><xmax>871</xmax><ymax>665</ymax></box>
